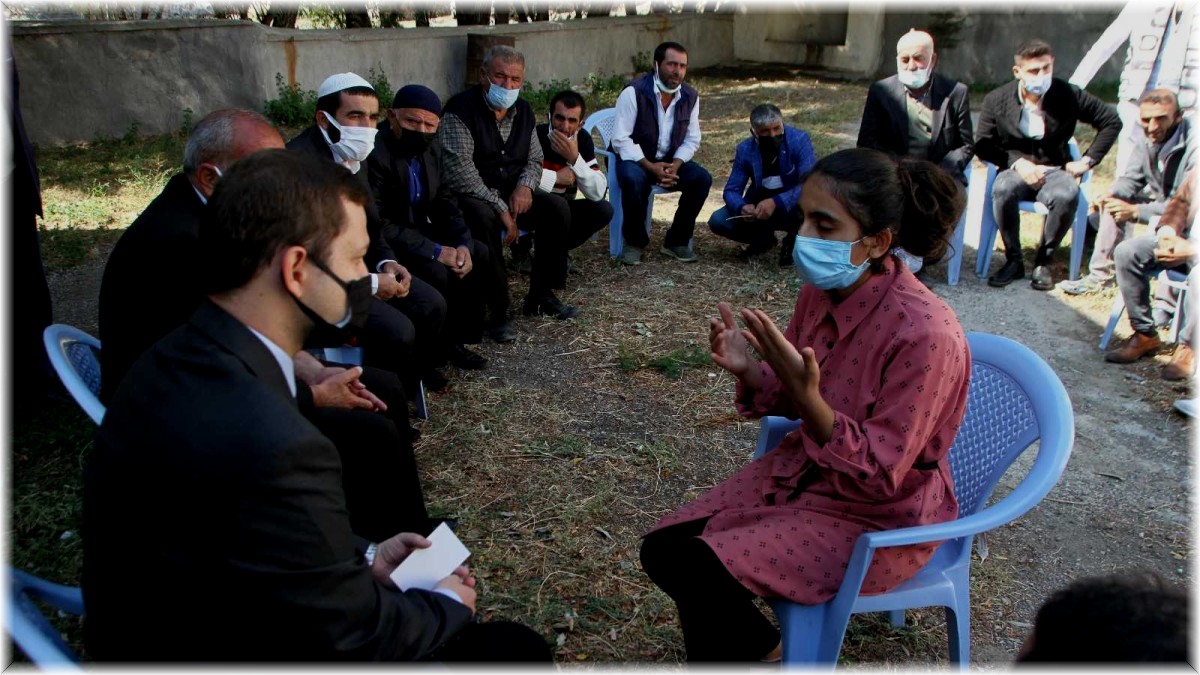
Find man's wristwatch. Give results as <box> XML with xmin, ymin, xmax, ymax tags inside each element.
<box><xmin>364</xmin><ymin>542</ymin><xmax>378</xmax><ymax>566</ymax></box>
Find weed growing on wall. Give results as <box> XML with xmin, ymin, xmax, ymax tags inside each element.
<box><xmin>520</xmin><ymin>72</ymin><xmax>629</xmax><ymax>117</ymax></box>
<box><xmin>263</xmin><ymin>73</ymin><xmax>318</xmax><ymax>127</ymax></box>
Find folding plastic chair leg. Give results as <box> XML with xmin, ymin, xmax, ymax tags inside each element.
<box><xmin>775</xmin><ymin>601</ymin><xmax>832</xmax><ymax>666</ymax></box>
<box><xmin>947</xmin><ymin>210</ymin><xmax>967</xmax><ymax>286</ymax></box>
<box><xmin>945</xmin><ymin>604</ymin><xmax>970</xmax><ymax>670</ymax></box>
<box><xmin>1099</xmin><ymin>293</ymin><xmax>1127</xmax><ymax>350</ymax></box>
<box><xmin>1068</xmin><ymin>195</ymin><xmax>1088</xmax><ymax>281</ymax></box>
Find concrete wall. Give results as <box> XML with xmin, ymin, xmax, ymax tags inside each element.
<box><xmin>13</xmin><ymin>8</ymin><xmax>1126</xmax><ymax>146</ymax></box>
<box><xmin>11</xmin><ymin>14</ymin><xmax>733</xmax><ymax>146</ymax></box>
<box><xmin>878</xmin><ymin>8</ymin><xmax>1126</xmax><ymax>86</ymax></box>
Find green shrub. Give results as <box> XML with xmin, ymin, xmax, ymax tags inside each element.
<box><xmin>631</xmin><ymin>50</ymin><xmax>652</xmax><ymax>75</ymax></box>
<box><xmin>520</xmin><ymin>77</ymin><xmax>573</xmax><ymax>114</ymax></box>
<box><xmin>263</xmin><ymin>73</ymin><xmax>318</xmax><ymax>127</ymax></box>
<box><xmin>367</xmin><ymin>63</ymin><xmax>394</xmax><ymax>110</ymax></box>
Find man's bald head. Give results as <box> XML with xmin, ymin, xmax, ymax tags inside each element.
<box><xmin>896</xmin><ymin>29</ymin><xmax>934</xmax><ymax>54</ymax></box>
<box><xmin>184</xmin><ymin>109</ymin><xmax>285</xmax><ymax>197</ymax></box>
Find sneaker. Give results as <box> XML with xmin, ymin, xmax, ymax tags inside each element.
<box><xmin>619</xmin><ymin>245</ymin><xmax>643</xmax><ymax>266</ymax></box>
<box><xmin>1173</xmin><ymin>399</ymin><xmax>1197</xmax><ymax>418</ymax></box>
<box><xmin>735</xmin><ymin>239</ymin><xmax>777</xmax><ymax>262</ymax></box>
<box><xmin>1057</xmin><ymin>275</ymin><xmax>1111</xmax><ymax>295</ymax></box>
<box><xmin>661</xmin><ymin>244</ymin><xmax>699</xmax><ymax>263</ymax></box>
<box><xmin>486</xmin><ymin>321</ymin><xmax>517</xmax><ymax>343</ymax></box>
<box><xmin>522</xmin><ymin>292</ymin><xmax>577</xmax><ymax>320</ymax></box>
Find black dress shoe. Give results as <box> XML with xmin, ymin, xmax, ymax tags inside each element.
<box><xmin>523</xmin><ymin>292</ymin><xmax>577</xmax><ymax>320</ymax></box>
<box><xmin>987</xmin><ymin>259</ymin><xmax>1026</xmax><ymax>287</ymax></box>
<box><xmin>447</xmin><ymin>344</ymin><xmax>488</xmax><ymax>370</ymax></box>
<box><xmin>486</xmin><ymin>321</ymin><xmax>517</xmax><ymax>343</ymax></box>
<box><xmin>1030</xmin><ymin>265</ymin><xmax>1054</xmax><ymax>291</ymax></box>
<box><xmin>420</xmin><ymin>368</ymin><xmax>449</xmax><ymax>393</ymax></box>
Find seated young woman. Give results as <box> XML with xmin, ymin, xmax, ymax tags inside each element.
<box><xmin>640</xmin><ymin>147</ymin><xmax>971</xmax><ymax>662</ymax></box>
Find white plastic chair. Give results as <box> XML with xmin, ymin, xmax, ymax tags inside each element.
<box><xmin>42</xmin><ymin>324</ymin><xmax>105</xmax><ymax>425</ymax></box>
<box><xmin>584</xmin><ymin>108</ymin><xmax>666</xmax><ymax>258</ymax></box>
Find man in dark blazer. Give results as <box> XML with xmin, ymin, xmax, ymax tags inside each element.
<box><xmin>288</xmin><ymin>72</ymin><xmax>450</xmax><ymax>393</ymax></box>
<box><xmin>368</xmin><ymin>84</ymin><xmax>490</xmax><ymax>371</ymax></box>
<box><xmin>857</xmin><ymin>30</ymin><xmax>975</xmax><ymax>182</ymax></box>
<box><xmin>98</xmin><ymin>109</ymin><xmax>430</xmax><ymax>542</ymax></box>
<box><xmin>975</xmin><ymin>38</ymin><xmax>1122</xmax><ymax>290</ymax></box>
<box><xmin>84</xmin><ymin>149</ymin><xmax>550</xmax><ymax>662</ymax></box>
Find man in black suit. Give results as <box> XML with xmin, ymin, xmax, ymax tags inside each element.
<box><xmin>98</xmin><ymin>108</ymin><xmax>429</xmax><ymax>541</ymax></box>
<box><xmin>858</xmin><ymin>29</ymin><xmax>974</xmax><ymax>180</ymax></box>
<box><xmin>84</xmin><ymin>149</ymin><xmax>550</xmax><ymax>662</ymax></box>
<box><xmin>367</xmin><ymin>84</ymin><xmax>490</xmax><ymax>371</ymax></box>
<box><xmin>975</xmin><ymin>38</ymin><xmax>1122</xmax><ymax>290</ymax></box>
<box><xmin>288</xmin><ymin>72</ymin><xmax>450</xmax><ymax>392</ymax></box>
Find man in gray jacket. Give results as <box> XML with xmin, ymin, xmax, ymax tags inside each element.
<box><xmin>1060</xmin><ymin>89</ymin><xmax>1196</xmax><ymax>295</ymax></box>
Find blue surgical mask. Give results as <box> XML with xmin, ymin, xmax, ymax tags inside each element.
<box><xmin>1022</xmin><ymin>73</ymin><xmax>1051</xmax><ymax>97</ymax></box>
<box><xmin>792</xmin><ymin>234</ymin><xmax>870</xmax><ymax>290</ymax></box>
<box><xmin>484</xmin><ymin>82</ymin><xmax>521</xmax><ymax>111</ymax></box>
<box><xmin>653</xmin><ymin>63</ymin><xmax>681</xmax><ymax>95</ymax></box>
<box><xmin>897</xmin><ymin>65</ymin><xmax>931</xmax><ymax>90</ymax></box>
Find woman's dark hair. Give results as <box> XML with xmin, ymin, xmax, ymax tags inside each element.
<box><xmin>807</xmin><ymin>148</ymin><xmax>964</xmax><ymax>264</ymax></box>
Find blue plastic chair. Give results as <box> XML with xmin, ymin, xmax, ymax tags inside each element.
<box><xmin>975</xmin><ymin>138</ymin><xmax>1091</xmax><ymax>282</ymax></box>
<box><xmin>7</xmin><ymin>568</ymin><xmax>85</xmax><ymax>669</ymax></box>
<box><xmin>942</xmin><ymin>165</ymin><xmax>973</xmax><ymax>286</ymax></box>
<box><xmin>42</xmin><ymin>324</ymin><xmax>105</xmax><ymax>425</ymax></box>
<box><xmin>750</xmin><ymin>332</ymin><xmax>1074</xmax><ymax>668</ymax></box>
<box><xmin>584</xmin><ymin>108</ymin><xmax>677</xmax><ymax>258</ymax></box>
<box><xmin>1098</xmin><ymin>268</ymin><xmax>1190</xmax><ymax>350</ymax></box>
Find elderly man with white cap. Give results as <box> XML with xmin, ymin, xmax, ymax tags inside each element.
<box><xmin>289</xmin><ymin>73</ymin><xmax>452</xmax><ymax>396</ymax></box>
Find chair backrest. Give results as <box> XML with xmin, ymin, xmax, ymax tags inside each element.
<box><xmin>583</xmin><ymin>108</ymin><xmax>617</xmax><ymax>149</ymax></box>
<box><xmin>948</xmin><ymin>332</ymin><xmax>1074</xmax><ymax>518</ymax></box>
<box><xmin>6</xmin><ymin>568</ymin><xmax>84</xmax><ymax>669</ymax></box>
<box><xmin>42</xmin><ymin>324</ymin><xmax>105</xmax><ymax>425</ymax></box>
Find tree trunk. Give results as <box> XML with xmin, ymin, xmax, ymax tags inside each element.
<box><xmin>262</xmin><ymin>6</ymin><xmax>298</xmax><ymax>27</ymax></box>
<box><xmin>343</xmin><ymin>3</ymin><xmax>372</xmax><ymax>28</ymax></box>
<box><xmin>456</xmin><ymin>1</ymin><xmax>492</xmax><ymax>25</ymax></box>
<box><xmin>379</xmin><ymin>8</ymin><xmax>405</xmax><ymax>27</ymax></box>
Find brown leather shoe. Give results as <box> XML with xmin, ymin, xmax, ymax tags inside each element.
<box><xmin>1105</xmin><ymin>331</ymin><xmax>1162</xmax><ymax>363</ymax></box>
<box><xmin>1163</xmin><ymin>344</ymin><xmax>1195</xmax><ymax>381</ymax></box>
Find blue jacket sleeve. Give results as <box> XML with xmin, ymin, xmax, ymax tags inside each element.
<box><xmin>723</xmin><ymin>139</ymin><xmax>753</xmax><ymax>212</ymax></box>
<box><xmin>774</xmin><ymin>127</ymin><xmax>816</xmax><ymax>213</ymax></box>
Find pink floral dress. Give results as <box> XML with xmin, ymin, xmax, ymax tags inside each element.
<box><xmin>648</xmin><ymin>256</ymin><xmax>971</xmax><ymax>604</ymax></box>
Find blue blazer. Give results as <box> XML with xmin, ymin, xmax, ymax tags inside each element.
<box><xmin>722</xmin><ymin>125</ymin><xmax>816</xmax><ymax>214</ymax></box>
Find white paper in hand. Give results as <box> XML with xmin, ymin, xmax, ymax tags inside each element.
<box><xmin>389</xmin><ymin>523</ymin><xmax>471</xmax><ymax>591</ymax></box>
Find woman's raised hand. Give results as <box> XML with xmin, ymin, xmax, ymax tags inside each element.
<box><xmin>740</xmin><ymin>308</ymin><xmax>821</xmax><ymax>406</ymax></box>
<box><xmin>710</xmin><ymin>302</ymin><xmax>754</xmax><ymax>378</ymax></box>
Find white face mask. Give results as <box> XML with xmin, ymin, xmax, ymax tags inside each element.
<box><xmin>654</xmin><ymin>63</ymin><xmax>681</xmax><ymax>95</ymax></box>
<box><xmin>897</xmin><ymin>64</ymin><xmax>931</xmax><ymax>90</ymax></box>
<box><xmin>319</xmin><ymin>111</ymin><xmax>377</xmax><ymax>173</ymax></box>
<box><xmin>1022</xmin><ymin>72</ymin><xmax>1052</xmax><ymax>97</ymax></box>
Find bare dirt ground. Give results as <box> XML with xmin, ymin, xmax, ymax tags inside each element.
<box><xmin>40</xmin><ymin>65</ymin><xmax>1192</xmax><ymax>666</ymax></box>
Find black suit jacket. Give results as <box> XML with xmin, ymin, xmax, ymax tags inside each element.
<box><xmin>974</xmin><ymin>78</ymin><xmax>1122</xmax><ymax>170</ymax></box>
<box><xmin>83</xmin><ymin>300</ymin><xmax>472</xmax><ymax>661</ymax></box>
<box><xmin>98</xmin><ymin>173</ymin><xmax>206</xmax><ymax>402</ymax></box>
<box><xmin>366</xmin><ymin>120</ymin><xmax>472</xmax><ymax>263</ymax></box>
<box><xmin>287</xmin><ymin>125</ymin><xmax>398</xmax><ymax>270</ymax></box>
<box><xmin>857</xmin><ymin>72</ymin><xmax>974</xmax><ymax>179</ymax></box>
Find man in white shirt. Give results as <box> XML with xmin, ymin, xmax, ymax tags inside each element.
<box><xmin>610</xmin><ymin>40</ymin><xmax>712</xmax><ymax>265</ymax></box>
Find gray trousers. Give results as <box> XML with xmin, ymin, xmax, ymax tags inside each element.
<box><xmin>992</xmin><ymin>168</ymin><xmax>1079</xmax><ymax>265</ymax></box>
<box><xmin>1113</xmin><ymin>234</ymin><xmax>1195</xmax><ymax>346</ymax></box>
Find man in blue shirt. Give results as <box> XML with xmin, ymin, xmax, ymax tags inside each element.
<box><xmin>707</xmin><ymin>103</ymin><xmax>815</xmax><ymax>265</ymax></box>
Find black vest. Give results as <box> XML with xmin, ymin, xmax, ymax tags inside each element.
<box><xmin>443</xmin><ymin>86</ymin><xmax>534</xmax><ymax>197</ymax></box>
<box><xmin>625</xmin><ymin>72</ymin><xmax>698</xmax><ymax>162</ymax></box>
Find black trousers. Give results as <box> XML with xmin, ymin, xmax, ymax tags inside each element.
<box><xmin>360</xmin><ymin>276</ymin><xmax>447</xmax><ymax>387</ymax></box>
<box><xmin>13</xmin><ymin>197</ymin><xmax>53</xmax><ymax>401</ymax></box>
<box><xmin>460</xmin><ymin>192</ymin><xmax>569</xmax><ymax>321</ymax></box>
<box><xmin>430</xmin><ymin>620</ymin><xmax>553</xmax><ymax>663</ymax></box>
<box><xmin>991</xmin><ymin>168</ymin><xmax>1080</xmax><ymax>266</ymax></box>
<box><xmin>306</xmin><ymin>367</ymin><xmax>429</xmax><ymax>541</ymax></box>
<box><xmin>562</xmin><ymin>196</ymin><xmax>615</xmax><ymax>251</ymax></box>
<box><xmin>401</xmin><ymin>239</ymin><xmax>489</xmax><ymax>346</ymax></box>
<box><xmin>640</xmin><ymin>519</ymin><xmax>780</xmax><ymax>662</ymax></box>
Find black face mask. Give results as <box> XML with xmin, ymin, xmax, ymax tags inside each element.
<box><xmin>395</xmin><ymin>126</ymin><xmax>436</xmax><ymax>158</ymax></box>
<box><xmin>293</xmin><ymin>254</ymin><xmax>373</xmax><ymax>347</ymax></box>
<box><xmin>756</xmin><ymin>133</ymin><xmax>782</xmax><ymax>155</ymax></box>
